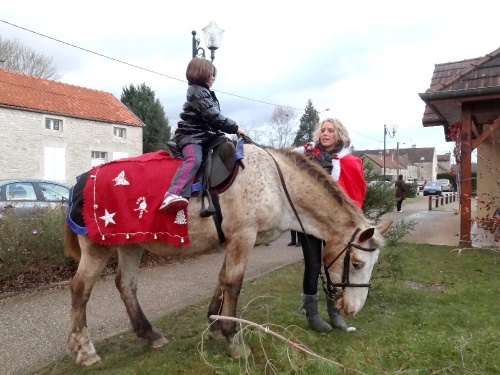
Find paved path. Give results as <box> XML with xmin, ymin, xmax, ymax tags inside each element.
<box><xmin>381</xmin><ymin>193</ymin><xmax>465</xmax><ymax>247</ymax></box>
<box><xmin>0</xmin><ymin>194</ymin><xmax>465</xmax><ymax>375</ymax></box>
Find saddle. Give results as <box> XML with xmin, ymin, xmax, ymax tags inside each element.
<box><xmin>167</xmin><ymin>134</ymin><xmax>244</xmax><ymax>218</ymax></box>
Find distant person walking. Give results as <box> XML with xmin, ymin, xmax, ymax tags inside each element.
<box><xmin>395</xmin><ymin>174</ymin><xmax>407</xmax><ymax>212</ymax></box>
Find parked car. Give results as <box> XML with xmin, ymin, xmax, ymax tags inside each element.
<box><xmin>438</xmin><ymin>179</ymin><xmax>453</xmax><ymax>192</ymax></box>
<box><xmin>0</xmin><ymin>179</ymin><xmax>70</xmax><ymax>218</ymax></box>
<box><xmin>423</xmin><ymin>181</ymin><xmax>443</xmax><ymax>196</ymax></box>
<box><xmin>417</xmin><ymin>181</ymin><xmax>425</xmax><ymax>191</ymax></box>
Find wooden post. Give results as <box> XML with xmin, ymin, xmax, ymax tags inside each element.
<box><xmin>459</xmin><ymin>107</ymin><xmax>473</xmax><ymax>247</ymax></box>
<box><xmin>428</xmin><ymin>196</ymin><xmax>432</xmax><ymax>210</ymax></box>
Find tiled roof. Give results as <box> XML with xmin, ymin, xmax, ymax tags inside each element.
<box><xmin>425</xmin><ymin>46</ymin><xmax>500</xmax><ymax>94</ymax></box>
<box><xmin>0</xmin><ymin>68</ymin><xmax>143</xmax><ymax>127</ymax></box>
<box><xmin>353</xmin><ymin>147</ymin><xmax>435</xmax><ymax>165</ymax></box>
<box><xmin>360</xmin><ymin>153</ymin><xmax>403</xmax><ymax>169</ymax></box>
<box><xmin>420</xmin><ymin>46</ymin><xmax>500</xmax><ymax>130</ymax></box>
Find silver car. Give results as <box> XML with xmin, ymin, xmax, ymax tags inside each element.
<box><xmin>437</xmin><ymin>179</ymin><xmax>453</xmax><ymax>192</ymax></box>
<box><xmin>423</xmin><ymin>181</ymin><xmax>443</xmax><ymax>196</ymax></box>
<box><xmin>0</xmin><ymin>179</ymin><xmax>70</xmax><ymax>217</ymax></box>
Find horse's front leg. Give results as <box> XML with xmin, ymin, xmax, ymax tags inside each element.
<box><xmin>207</xmin><ymin>256</ymin><xmax>227</xmax><ymax>340</ymax></box>
<box><xmin>208</xmin><ymin>234</ymin><xmax>253</xmax><ymax>358</ymax></box>
<box><xmin>115</xmin><ymin>247</ymin><xmax>168</xmax><ymax>349</ymax></box>
<box><xmin>68</xmin><ymin>237</ymin><xmax>113</xmax><ymax>366</ymax></box>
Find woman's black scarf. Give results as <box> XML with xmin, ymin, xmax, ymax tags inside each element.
<box><xmin>306</xmin><ymin>142</ymin><xmax>344</xmax><ymax>172</ymax></box>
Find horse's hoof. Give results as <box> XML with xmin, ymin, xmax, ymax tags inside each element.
<box><xmin>76</xmin><ymin>352</ymin><xmax>101</xmax><ymax>366</ymax></box>
<box><xmin>210</xmin><ymin>329</ymin><xmax>225</xmax><ymax>341</ymax></box>
<box><xmin>228</xmin><ymin>343</ymin><xmax>251</xmax><ymax>359</ymax></box>
<box><xmin>150</xmin><ymin>336</ymin><xmax>169</xmax><ymax>348</ymax></box>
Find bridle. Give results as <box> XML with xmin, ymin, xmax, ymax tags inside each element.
<box><xmin>321</xmin><ymin>227</ymin><xmax>378</xmax><ymax>301</ymax></box>
<box><xmin>239</xmin><ymin>136</ymin><xmax>378</xmax><ymax>301</ymax></box>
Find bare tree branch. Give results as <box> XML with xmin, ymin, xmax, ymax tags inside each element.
<box><xmin>0</xmin><ymin>36</ymin><xmax>61</xmax><ymax>80</ymax></box>
<box><xmin>268</xmin><ymin>106</ymin><xmax>297</xmax><ymax>148</ymax></box>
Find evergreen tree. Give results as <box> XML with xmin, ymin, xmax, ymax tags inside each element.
<box><xmin>121</xmin><ymin>83</ymin><xmax>171</xmax><ymax>153</ymax></box>
<box><xmin>292</xmin><ymin>99</ymin><xmax>319</xmax><ymax>146</ymax></box>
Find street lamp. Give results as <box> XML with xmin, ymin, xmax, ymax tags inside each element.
<box><xmin>383</xmin><ymin>124</ymin><xmax>398</xmax><ymax>180</ymax></box>
<box><xmin>396</xmin><ymin>141</ymin><xmax>406</xmax><ymax>177</ymax></box>
<box><xmin>192</xmin><ymin>21</ymin><xmax>224</xmax><ymax>62</ymax></box>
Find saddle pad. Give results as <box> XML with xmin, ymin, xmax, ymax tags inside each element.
<box><xmin>82</xmin><ymin>150</ymin><xmax>190</xmax><ymax>246</ymax></box>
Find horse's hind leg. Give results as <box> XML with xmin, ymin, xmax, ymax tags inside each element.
<box><xmin>115</xmin><ymin>247</ymin><xmax>168</xmax><ymax>349</ymax></box>
<box><xmin>68</xmin><ymin>236</ymin><xmax>113</xmax><ymax>366</ymax></box>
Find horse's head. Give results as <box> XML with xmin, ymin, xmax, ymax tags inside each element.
<box><xmin>323</xmin><ymin>220</ymin><xmax>392</xmax><ymax>317</ymax></box>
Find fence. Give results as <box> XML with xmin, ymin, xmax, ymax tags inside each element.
<box><xmin>428</xmin><ymin>193</ymin><xmax>459</xmax><ymax>210</ymax></box>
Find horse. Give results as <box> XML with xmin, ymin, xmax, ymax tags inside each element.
<box><xmin>63</xmin><ymin>144</ymin><xmax>392</xmax><ymax>366</ymax></box>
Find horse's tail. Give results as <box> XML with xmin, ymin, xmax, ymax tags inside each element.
<box><xmin>63</xmin><ymin>225</ymin><xmax>81</xmax><ymax>262</ymax></box>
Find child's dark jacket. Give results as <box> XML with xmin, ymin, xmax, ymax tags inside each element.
<box><xmin>174</xmin><ymin>83</ymin><xmax>238</xmax><ymax>149</ymax></box>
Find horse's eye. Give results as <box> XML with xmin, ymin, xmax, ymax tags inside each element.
<box><xmin>352</xmin><ymin>260</ymin><xmax>365</xmax><ymax>270</ymax></box>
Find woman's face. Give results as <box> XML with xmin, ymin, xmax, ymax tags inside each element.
<box><xmin>319</xmin><ymin>121</ymin><xmax>338</xmax><ymax>150</ymax></box>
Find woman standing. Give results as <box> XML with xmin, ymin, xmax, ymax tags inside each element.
<box><xmin>294</xmin><ymin>118</ymin><xmax>366</xmax><ymax>332</ymax></box>
<box><xmin>395</xmin><ymin>174</ymin><xmax>407</xmax><ymax>212</ymax></box>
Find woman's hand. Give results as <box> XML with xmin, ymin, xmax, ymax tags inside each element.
<box><xmin>236</xmin><ymin>128</ymin><xmax>246</xmax><ymax>137</ymax></box>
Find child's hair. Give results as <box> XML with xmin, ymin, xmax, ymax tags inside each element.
<box><xmin>186</xmin><ymin>58</ymin><xmax>217</xmax><ymax>85</ymax></box>
<box><xmin>313</xmin><ymin>118</ymin><xmax>351</xmax><ymax>148</ymax></box>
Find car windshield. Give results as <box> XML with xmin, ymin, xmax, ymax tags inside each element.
<box><xmin>425</xmin><ymin>182</ymin><xmax>440</xmax><ymax>187</ymax></box>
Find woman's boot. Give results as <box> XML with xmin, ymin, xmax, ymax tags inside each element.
<box><xmin>287</xmin><ymin>230</ymin><xmax>296</xmax><ymax>246</ymax></box>
<box><xmin>300</xmin><ymin>294</ymin><xmax>332</xmax><ymax>332</ymax></box>
<box><xmin>326</xmin><ymin>297</ymin><xmax>351</xmax><ymax>330</ymax></box>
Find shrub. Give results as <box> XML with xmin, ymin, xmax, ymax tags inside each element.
<box><xmin>405</xmin><ymin>182</ymin><xmax>418</xmax><ymax>198</ymax></box>
<box><xmin>0</xmin><ymin>206</ymin><xmax>73</xmax><ymax>282</ymax></box>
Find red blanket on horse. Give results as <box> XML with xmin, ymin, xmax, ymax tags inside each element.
<box><xmin>82</xmin><ymin>151</ymin><xmax>189</xmax><ymax>246</ymax></box>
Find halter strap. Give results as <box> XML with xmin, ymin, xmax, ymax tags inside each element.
<box><xmin>322</xmin><ymin>227</ymin><xmax>378</xmax><ymax>300</ymax></box>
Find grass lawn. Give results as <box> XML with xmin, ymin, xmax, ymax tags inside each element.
<box><xmin>34</xmin><ymin>244</ymin><xmax>499</xmax><ymax>375</ymax></box>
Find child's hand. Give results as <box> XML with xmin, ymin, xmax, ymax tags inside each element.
<box><xmin>236</xmin><ymin>128</ymin><xmax>246</xmax><ymax>137</ymax></box>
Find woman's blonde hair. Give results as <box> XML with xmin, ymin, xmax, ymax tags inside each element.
<box><xmin>312</xmin><ymin>118</ymin><xmax>351</xmax><ymax>148</ymax></box>
<box><xmin>185</xmin><ymin>58</ymin><xmax>217</xmax><ymax>85</ymax></box>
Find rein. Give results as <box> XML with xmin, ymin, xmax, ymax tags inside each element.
<box><xmin>241</xmin><ymin>136</ymin><xmax>376</xmax><ymax>301</ymax></box>
<box><xmin>241</xmin><ymin>135</ymin><xmax>310</xmax><ymax>237</ymax></box>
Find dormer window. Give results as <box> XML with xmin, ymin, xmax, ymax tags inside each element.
<box><xmin>113</xmin><ymin>127</ymin><xmax>126</xmax><ymax>139</ymax></box>
<box><xmin>45</xmin><ymin>118</ymin><xmax>63</xmax><ymax>131</ymax></box>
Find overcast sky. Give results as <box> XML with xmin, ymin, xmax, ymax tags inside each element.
<box><xmin>2</xmin><ymin>1</ymin><xmax>499</xmax><ymax>158</ymax></box>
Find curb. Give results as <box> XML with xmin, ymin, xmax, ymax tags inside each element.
<box><xmin>0</xmin><ymin>280</ymin><xmax>70</xmax><ymax>301</ymax></box>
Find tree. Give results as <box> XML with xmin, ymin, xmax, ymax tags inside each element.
<box><xmin>268</xmin><ymin>106</ymin><xmax>297</xmax><ymax>148</ymax></box>
<box><xmin>293</xmin><ymin>99</ymin><xmax>319</xmax><ymax>146</ymax></box>
<box><xmin>121</xmin><ymin>83</ymin><xmax>171</xmax><ymax>153</ymax></box>
<box><xmin>0</xmin><ymin>36</ymin><xmax>60</xmax><ymax>80</ymax></box>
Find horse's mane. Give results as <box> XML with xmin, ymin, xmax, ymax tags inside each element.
<box><xmin>274</xmin><ymin>148</ymin><xmax>368</xmax><ymax>226</ymax></box>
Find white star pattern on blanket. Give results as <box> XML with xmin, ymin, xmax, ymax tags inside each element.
<box><xmin>99</xmin><ymin>209</ymin><xmax>116</xmax><ymax>227</ymax></box>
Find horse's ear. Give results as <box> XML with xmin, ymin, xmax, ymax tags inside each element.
<box><xmin>376</xmin><ymin>220</ymin><xmax>393</xmax><ymax>235</ymax></box>
<box><xmin>358</xmin><ymin>227</ymin><xmax>375</xmax><ymax>242</ymax></box>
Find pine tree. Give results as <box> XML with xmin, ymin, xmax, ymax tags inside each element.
<box><xmin>121</xmin><ymin>83</ymin><xmax>171</xmax><ymax>153</ymax></box>
<box><xmin>292</xmin><ymin>99</ymin><xmax>319</xmax><ymax>146</ymax></box>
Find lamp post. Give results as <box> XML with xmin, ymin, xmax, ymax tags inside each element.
<box><xmin>192</xmin><ymin>21</ymin><xmax>224</xmax><ymax>62</ymax></box>
<box><xmin>396</xmin><ymin>141</ymin><xmax>406</xmax><ymax>177</ymax></box>
<box><xmin>383</xmin><ymin>124</ymin><xmax>398</xmax><ymax>180</ymax></box>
